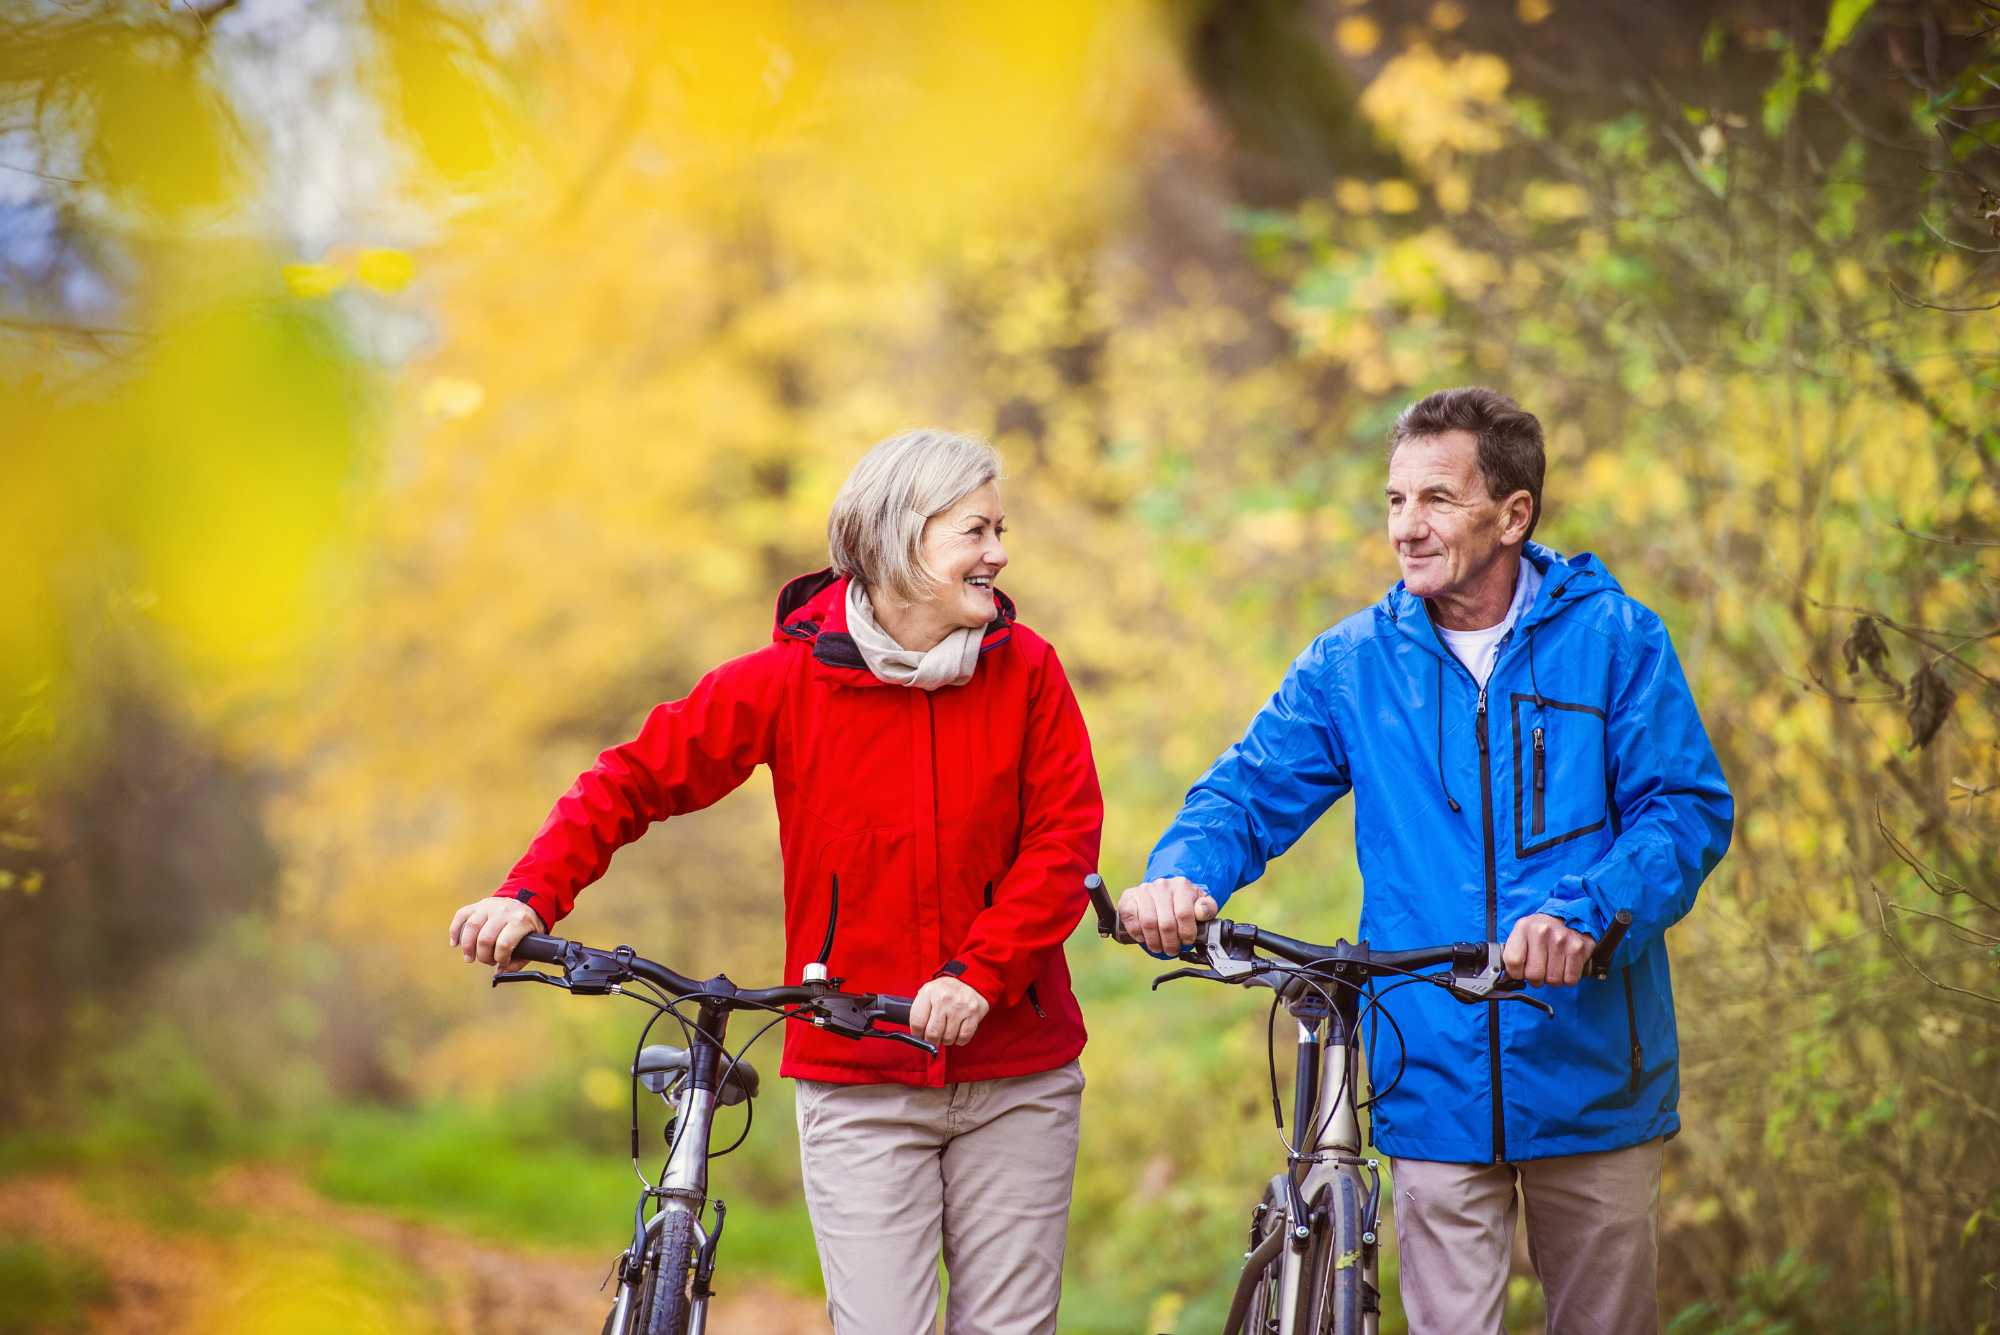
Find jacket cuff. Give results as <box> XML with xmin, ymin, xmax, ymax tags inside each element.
<box><xmin>496</xmin><ymin>885</ymin><xmax>554</xmax><ymax>932</ymax></box>
<box><xmin>934</xmin><ymin>957</ymin><xmax>1004</xmax><ymax>1006</ymax></box>
<box><xmin>1530</xmin><ymin>894</ymin><xmax>1598</xmax><ymax>937</ymax></box>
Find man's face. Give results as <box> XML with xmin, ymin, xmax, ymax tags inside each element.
<box><xmin>1385</xmin><ymin>429</ymin><xmax>1527</xmax><ymax>600</ymax></box>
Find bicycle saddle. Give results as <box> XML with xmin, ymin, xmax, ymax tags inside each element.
<box><xmin>633</xmin><ymin>1045</ymin><xmax>761</xmax><ymax>1106</ymax></box>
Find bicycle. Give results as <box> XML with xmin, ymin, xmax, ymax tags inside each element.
<box><xmin>494</xmin><ymin>885</ymin><xmax>933</xmax><ymax>1335</ymax></box>
<box><xmin>1081</xmin><ymin>875</ymin><xmax>1629</xmax><ymax>1335</ymax></box>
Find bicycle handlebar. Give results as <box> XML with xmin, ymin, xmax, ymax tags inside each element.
<box><xmin>501</xmin><ymin>932</ymin><xmax>922</xmax><ymax>1045</ymax></box>
<box><xmin>1085</xmin><ymin>874</ymin><xmax>1635</xmax><ymax>991</ymax></box>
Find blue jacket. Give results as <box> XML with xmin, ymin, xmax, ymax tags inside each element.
<box><xmin>1145</xmin><ymin>544</ymin><xmax>1732</xmax><ymax>1164</ymax></box>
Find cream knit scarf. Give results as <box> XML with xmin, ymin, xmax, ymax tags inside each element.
<box><xmin>845</xmin><ymin>580</ymin><xmax>982</xmax><ymax>691</ymax></box>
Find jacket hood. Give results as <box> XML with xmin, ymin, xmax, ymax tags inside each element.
<box><xmin>1381</xmin><ymin>542</ymin><xmax>1622</xmax><ymax>655</ymax></box>
<box><xmin>771</xmin><ymin>567</ymin><xmax>1017</xmax><ymax>684</ymax></box>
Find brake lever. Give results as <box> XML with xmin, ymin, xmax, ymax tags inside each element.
<box><xmin>490</xmin><ymin>970</ymin><xmax>569</xmax><ymax>990</ymax></box>
<box><xmin>1430</xmin><ymin>974</ymin><xmax>1556</xmax><ymax>1018</ymax></box>
<box><xmin>872</xmin><ymin>1029</ymin><xmax>941</xmax><ymax>1056</ymax></box>
<box><xmin>1151</xmin><ymin>966</ymin><xmax>1231</xmax><ymax>990</ymax></box>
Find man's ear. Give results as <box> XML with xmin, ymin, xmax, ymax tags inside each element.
<box><xmin>1501</xmin><ymin>489</ymin><xmax>1535</xmax><ymax>544</ymax></box>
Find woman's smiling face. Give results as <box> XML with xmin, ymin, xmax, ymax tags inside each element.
<box><xmin>919</xmin><ymin>482</ymin><xmax>1009</xmax><ymax>629</ymax></box>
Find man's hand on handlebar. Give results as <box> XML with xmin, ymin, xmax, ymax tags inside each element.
<box><xmin>909</xmin><ymin>976</ymin><xmax>990</xmax><ymax>1047</ymax></box>
<box><xmin>1502</xmin><ymin>913</ymin><xmax>1596</xmax><ymax>987</ymax></box>
<box><xmin>450</xmin><ymin>897</ymin><xmax>545</xmax><ymax>973</ymax></box>
<box><xmin>1118</xmin><ymin>877</ymin><xmax>1220</xmax><ymax>956</ymax></box>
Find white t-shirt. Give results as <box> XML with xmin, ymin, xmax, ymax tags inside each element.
<box><xmin>1436</xmin><ymin>559</ymin><xmax>1544</xmax><ymax>688</ymax></box>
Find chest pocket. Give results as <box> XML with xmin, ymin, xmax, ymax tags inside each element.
<box><xmin>1511</xmin><ymin>693</ymin><xmax>1610</xmax><ymax>857</ymax></box>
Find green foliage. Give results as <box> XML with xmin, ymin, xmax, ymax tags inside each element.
<box><xmin>0</xmin><ymin>1235</ymin><xmax>111</xmax><ymax>1335</ymax></box>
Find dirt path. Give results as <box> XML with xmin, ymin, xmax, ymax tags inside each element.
<box><xmin>0</xmin><ymin>1167</ymin><xmax>832</xmax><ymax>1335</ymax></box>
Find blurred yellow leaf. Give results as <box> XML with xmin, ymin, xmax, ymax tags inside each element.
<box><xmin>1435</xmin><ymin>171</ymin><xmax>1472</xmax><ymax>214</ymax></box>
<box><xmin>371</xmin><ymin>0</ymin><xmax>508</xmax><ymax>180</ymax></box>
<box><xmin>1377</xmin><ymin>180</ymin><xmax>1421</xmax><ymax>214</ymax></box>
<box><xmin>284</xmin><ymin>264</ymin><xmax>348</xmax><ymax>299</ymax></box>
<box><xmin>1523</xmin><ymin>180</ymin><xmax>1592</xmax><ymax>220</ymax></box>
<box><xmin>1335</xmin><ymin>16</ymin><xmax>1381</xmax><ymax>56</ymax></box>
<box><xmin>357</xmin><ymin>249</ymin><xmax>416</xmax><ymax>292</ymax></box>
<box><xmin>421</xmin><ymin>377</ymin><xmax>486</xmax><ymax>419</ymax></box>
<box><xmin>89</xmin><ymin>44</ymin><xmax>240</xmax><ymax>212</ymax></box>
<box><xmin>1518</xmin><ymin>0</ymin><xmax>1555</xmax><ymax>23</ymax></box>
<box><xmin>1360</xmin><ymin>46</ymin><xmax>1510</xmax><ymax>168</ymax></box>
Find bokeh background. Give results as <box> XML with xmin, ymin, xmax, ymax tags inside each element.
<box><xmin>3</xmin><ymin>1</ymin><xmax>1999</xmax><ymax>1332</ymax></box>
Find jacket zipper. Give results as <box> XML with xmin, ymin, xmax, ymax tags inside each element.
<box><xmin>1476</xmin><ymin>685</ymin><xmax>1505</xmax><ymax>1164</ymax></box>
<box><xmin>1532</xmin><ymin>725</ymin><xmax>1546</xmax><ymax>836</ymax></box>
<box><xmin>984</xmin><ymin>881</ymin><xmax>1044</xmax><ymax>1017</ymax></box>
<box><xmin>1621</xmin><ymin>966</ymin><xmax>1643</xmax><ymax>1094</ymax></box>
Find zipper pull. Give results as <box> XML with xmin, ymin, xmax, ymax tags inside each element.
<box><xmin>1477</xmin><ymin>687</ymin><xmax>1487</xmax><ymax>716</ymax></box>
<box><xmin>1533</xmin><ymin>727</ymin><xmax>1545</xmax><ymax>793</ymax></box>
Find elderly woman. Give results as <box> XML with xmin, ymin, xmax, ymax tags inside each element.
<box><xmin>448</xmin><ymin>429</ymin><xmax>1102</xmax><ymax>1335</ymax></box>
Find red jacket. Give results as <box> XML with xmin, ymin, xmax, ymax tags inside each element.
<box><xmin>494</xmin><ymin>569</ymin><xmax>1103</xmax><ymax>1086</ymax></box>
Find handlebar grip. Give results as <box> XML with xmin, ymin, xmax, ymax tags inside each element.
<box><xmin>512</xmin><ymin>933</ymin><xmax>567</xmax><ymax>965</ymax></box>
<box><xmin>874</xmin><ymin>996</ymin><xmax>913</xmax><ymax>1026</ymax></box>
<box><xmin>1586</xmin><ymin>910</ymin><xmax>1633</xmax><ymax>980</ymax></box>
<box><xmin>1084</xmin><ymin>874</ymin><xmax>1135</xmax><ymax>946</ymax></box>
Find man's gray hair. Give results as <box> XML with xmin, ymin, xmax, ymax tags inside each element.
<box><xmin>828</xmin><ymin>429</ymin><xmax>1004</xmax><ymax>605</ymax></box>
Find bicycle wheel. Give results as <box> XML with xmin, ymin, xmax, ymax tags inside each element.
<box><xmin>632</xmin><ymin>1208</ymin><xmax>699</xmax><ymax>1335</ymax></box>
<box><xmin>1299</xmin><ymin>1174</ymin><xmax>1367</xmax><ymax>1335</ymax></box>
<box><xmin>1234</xmin><ymin>1179</ymin><xmax>1287</xmax><ymax>1335</ymax></box>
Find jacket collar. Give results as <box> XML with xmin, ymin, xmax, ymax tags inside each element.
<box><xmin>771</xmin><ymin>568</ymin><xmax>1017</xmax><ymax>687</ymax></box>
<box><xmin>1382</xmin><ymin>542</ymin><xmax>1620</xmax><ymax>660</ymax></box>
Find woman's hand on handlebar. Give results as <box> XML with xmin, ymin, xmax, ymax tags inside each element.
<box><xmin>450</xmin><ymin>897</ymin><xmax>545</xmax><ymax>973</ymax></box>
<box><xmin>1502</xmin><ymin>913</ymin><xmax>1596</xmax><ymax>987</ymax></box>
<box><xmin>909</xmin><ymin>977</ymin><xmax>990</xmax><ymax>1048</ymax></box>
<box><xmin>1118</xmin><ymin>877</ymin><xmax>1219</xmax><ymax>956</ymax></box>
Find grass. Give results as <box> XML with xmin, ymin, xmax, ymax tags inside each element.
<box><xmin>308</xmin><ymin>1097</ymin><xmax>827</xmax><ymax>1294</ymax></box>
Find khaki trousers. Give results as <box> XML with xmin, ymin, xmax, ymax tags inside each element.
<box><xmin>1390</xmin><ymin>1138</ymin><xmax>1663</xmax><ymax>1335</ymax></box>
<box><xmin>794</xmin><ymin>1061</ymin><xmax>1084</xmax><ymax>1335</ymax></box>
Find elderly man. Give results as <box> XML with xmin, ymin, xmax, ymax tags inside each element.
<box><xmin>1120</xmin><ymin>387</ymin><xmax>1732</xmax><ymax>1334</ymax></box>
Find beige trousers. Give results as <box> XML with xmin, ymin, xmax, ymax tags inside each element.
<box><xmin>1390</xmin><ymin>1137</ymin><xmax>1664</xmax><ymax>1335</ymax></box>
<box><xmin>794</xmin><ymin>1061</ymin><xmax>1084</xmax><ymax>1335</ymax></box>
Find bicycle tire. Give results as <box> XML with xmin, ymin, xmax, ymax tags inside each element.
<box><xmin>1299</xmin><ymin>1174</ymin><xmax>1366</xmax><ymax>1335</ymax></box>
<box><xmin>633</xmin><ymin>1208</ymin><xmax>699</xmax><ymax>1335</ymax></box>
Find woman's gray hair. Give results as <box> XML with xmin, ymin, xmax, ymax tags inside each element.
<box><xmin>828</xmin><ymin>429</ymin><xmax>1004</xmax><ymax>606</ymax></box>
